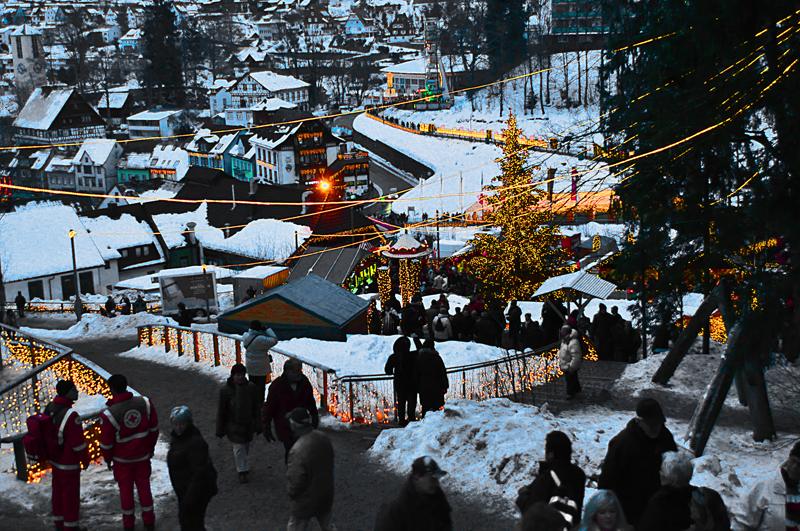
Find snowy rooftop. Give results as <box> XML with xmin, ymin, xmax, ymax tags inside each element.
<box><xmin>0</xmin><ymin>203</ymin><xmax>106</xmax><ymax>282</ymax></box>
<box><xmin>96</xmin><ymin>92</ymin><xmax>129</xmax><ymax>109</ymax></box>
<box><xmin>151</xmin><ymin>202</ymin><xmax>311</xmax><ymax>261</ymax></box>
<box><xmin>121</xmin><ymin>28</ymin><xmax>142</xmax><ymax>40</ymax></box>
<box><xmin>128</xmin><ymin>109</ymin><xmax>182</xmax><ymax>122</ymax></box>
<box><xmin>10</xmin><ymin>24</ymin><xmax>40</xmax><ymax>36</ymax></box>
<box><xmin>235</xmin><ymin>265</ymin><xmax>288</xmax><ymax>279</ymax></box>
<box><xmin>29</xmin><ymin>149</ymin><xmax>51</xmax><ymax>170</ymax></box>
<box><xmin>250</xmin><ymin>97</ymin><xmax>296</xmax><ymax>111</ymax></box>
<box><xmin>381</xmin><ymin>55</ymin><xmax>483</xmax><ymax>75</ymax></box>
<box><xmin>81</xmin><ymin>213</ymin><xmax>164</xmax><ymax>261</ymax></box>
<box><xmin>248</xmin><ymin>70</ymin><xmax>309</xmax><ymax>92</ymax></box>
<box><xmin>13</xmin><ymin>87</ymin><xmax>73</xmax><ymax>131</ymax></box>
<box><xmin>72</xmin><ymin>139</ymin><xmax>117</xmax><ymax>165</ymax></box>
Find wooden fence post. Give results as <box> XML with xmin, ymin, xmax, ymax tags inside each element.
<box><xmin>322</xmin><ymin>372</ymin><xmax>328</xmax><ymax>410</ymax></box>
<box><xmin>193</xmin><ymin>331</ymin><xmax>199</xmax><ymax>363</ymax></box>
<box><xmin>165</xmin><ymin>327</ymin><xmax>171</xmax><ymax>353</ymax></box>
<box><xmin>13</xmin><ymin>439</ymin><xmax>28</xmax><ymax>482</ymax></box>
<box><xmin>235</xmin><ymin>341</ymin><xmax>241</xmax><ymax>364</ymax></box>
<box><xmin>462</xmin><ymin>372</ymin><xmax>466</xmax><ymax>399</ymax></box>
<box><xmin>348</xmin><ymin>381</ymin><xmax>354</xmax><ymax>422</ymax></box>
<box><xmin>147</xmin><ymin>325</ymin><xmax>153</xmax><ymax>346</ymax></box>
<box><xmin>177</xmin><ymin>331</ymin><xmax>183</xmax><ymax>357</ymax></box>
<box><xmin>213</xmin><ymin>334</ymin><xmax>220</xmax><ymax>366</ymax></box>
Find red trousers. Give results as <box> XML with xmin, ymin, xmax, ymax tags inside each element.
<box><xmin>113</xmin><ymin>460</ymin><xmax>155</xmax><ymax>529</ymax></box>
<box><xmin>52</xmin><ymin>469</ymin><xmax>81</xmax><ymax>529</ymax></box>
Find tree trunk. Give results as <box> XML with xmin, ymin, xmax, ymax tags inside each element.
<box><xmin>546</xmin><ymin>54</ymin><xmax>551</xmax><ymax>104</ymax></box>
<box><xmin>563</xmin><ymin>52</ymin><xmax>569</xmax><ymax>106</ymax></box>
<box><xmin>652</xmin><ymin>284</ymin><xmax>721</xmax><ymax>384</ymax></box>
<box><xmin>743</xmin><ymin>355</ymin><xmax>776</xmax><ymax>442</ymax></box>
<box><xmin>685</xmin><ymin>320</ymin><xmax>744</xmax><ymax>456</ymax></box>
<box><xmin>584</xmin><ymin>48</ymin><xmax>589</xmax><ymax>103</ymax></box>
<box><xmin>577</xmin><ymin>51</ymin><xmax>582</xmax><ymax>105</ymax></box>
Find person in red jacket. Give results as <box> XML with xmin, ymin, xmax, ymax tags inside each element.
<box><xmin>99</xmin><ymin>374</ymin><xmax>159</xmax><ymax>531</ymax></box>
<box><xmin>44</xmin><ymin>380</ymin><xmax>91</xmax><ymax>531</ymax></box>
<box><xmin>262</xmin><ymin>358</ymin><xmax>319</xmax><ymax>463</ymax></box>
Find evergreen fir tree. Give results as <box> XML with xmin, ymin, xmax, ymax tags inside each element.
<box><xmin>467</xmin><ymin>113</ymin><xmax>571</xmax><ymax>302</ymax></box>
<box><xmin>142</xmin><ymin>0</ymin><xmax>183</xmax><ymax>106</ymax></box>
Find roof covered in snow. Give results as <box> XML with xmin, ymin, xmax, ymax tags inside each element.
<box><xmin>81</xmin><ymin>213</ymin><xmax>165</xmax><ymax>261</ymax></box>
<box><xmin>250</xmin><ymin>97</ymin><xmax>296</xmax><ymax>112</ymax></box>
<box><xmin>533</xmin><ymin>270</ymin><xmax>617</xmax><ymax>300</ymax></box>
<box><xmin>0</xmin><ymin>203</ymin><xmax>106</xmax><ymax>282</ymax></box>
<box><xmin>72</xmin><ymin>139</ymin><xmax>117</xmax><ymax>165</ymax></box>
<box><xmin>128</xmin><ymin>109</ymin><xmax>182</xmax><ymax>122</ymax></box>
<box><xmin>96</xmin><ymin>92</ymin><xmax>129</xmax><ymax>109</ymax></box>
<box><xmin>248</xmin><ymin>71</ymin><xmax>309</xmax><ymax>92</ymax></box>
<box><xmin>13</xmin><ymin>86</ymin><xmax>73</xmax><ymax>131</ymax></box>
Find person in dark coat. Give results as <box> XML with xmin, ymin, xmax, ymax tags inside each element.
<box><xmin>105</xmin><ymin>295</ymin><xmax>117</xmax><ymax>317</ymax></box>
<box><xmin>15</xmin><ymin>291</ymin><xmax>26</xmax><ymax>318</ymax></box>
<box><xmin>542</xmin><ymin>298</ymin><xmax>566</xmax><ymax>343</ymax></box>
<box><xmin>636</xmin><ymin>451</ymin><xmax>696</xmax><ymax>531</ymax></box>
<box><xmin>462</xmin><ymin>310</ymin><xmax>477</xmax><ymax>341</ymax></box>
<box><xmin>598</xmin><ymin>398</ymin><xmax>678</xmax><ymax>527</ymax></box>
<box><xmin>385</xmin><ymin>336</ymin><xmax>422</xmax><ymax>426</ymax></box>
<box><xmin>133</xmin><ymin>294</ymin><xmax>147</xmax><ymax>314</ymax></box>
<box><xmin>375</xmin><ymin>456</ymin><xmax>452</xmax><ymax>531</ymax></box>
<box><xmin>263</xmin><ymin>358</ymin><xmax>319</xmax><ymax>462</ymax></box>
<box><xmin>120</xmin><ymin>295</ymin><xmax>132</xmax><ymax>316</ymax></box>
<box><xmin>216</xmin><ymin>363</ymin><xmax>263</xmax><ymax>483</ymax></box>
<box><xmin>507</xmin><ymin>301</ymin><xmax>523</xmax><ymax>349</ymax></box>
<box><xmin>386</xmin><ymin>293</ymin><xmax>402</xmax><ymax>314</ymax></box>
<box><xmin>176</xmin><ymin>302</ymin><xmax>193</xmax><ymax>327</ymax></box>
<box><xmin>285</xmin><ymin>407</ymin><xmax>336</xmax><ymax>531</ymax></box>
<box><xmin>624</xmin><ymin>322</ymin><xmax>642</xmax><ymax>363</ymax></box>
<box><xmin>516</xmin><ymin>430</ymin><xmax>586</xmax><ymax>529</ymax></box>
<box><xmin>450</xmin><ymin>307</ymin><xmax>465</xmax><ymax>342</ymax></box>
<box><xmin>591</xmin><ymin>303</ymin><xmax>616</xmax><ymax>361</ymax></box>
<box><xmin>401</xmin><ymin>298</ymin><xmax>425</xmax><ymax>337</ymax></box>
<box><xmin>523</xmin><ymin>316</ymin><xmax>545</xmax><ymax>350</ymax></box>
<box><xmin>425</xmin><ymin>300</ymin><xmax>440</xmax><ymax>338</ymax></box>
<box><xmin>167</xmin><ymin>406</ymin><xmax>218</xmax><ymax>531</ymax></box>
<box><xmin>414</xmin><ymin>339</ymin><xmax>449</xmax><ymax>417</ymax></box>
<box><xmin>474</xmin><ymin>311</ymin><xmax>497</xmax><ymax>346</ymax></box>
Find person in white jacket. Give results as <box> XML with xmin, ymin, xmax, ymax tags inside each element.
<box><xmin>242</xmin><ymin>320</ymin><xmax>278</xmax><ymax>407</ymax></box>
<box><xmin>558</xmin><ymin>325</ymin><xmax>583</xmax><ymax>399</ymax></box>
<box><xmin>732</xmin><ymin>441</ymin><xmax>800</xmax><ymax>531</ymax></box>
<box><xmin>431</xmin><ymin>308</ymin><xmax>453</xmax><ymax>342</ymax></box>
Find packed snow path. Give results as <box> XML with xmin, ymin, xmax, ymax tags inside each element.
<box><xmin>2</xmin><ymin>336</ymin><xmax>518</xmax><ymax>531</ymax></box>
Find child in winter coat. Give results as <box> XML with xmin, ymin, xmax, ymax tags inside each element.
<box><xmin>687</xmin><ymin>487</ymin><xmax>730</xmax><ymax>531</ymax></box>
<box><xmin>577</xmin><ymin>490</ymin><xmax>632</xmax><ymax>531</ymax></box>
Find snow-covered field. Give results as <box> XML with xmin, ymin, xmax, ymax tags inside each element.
<box><xmin>20</xmin><ymin>313</ymin><xmax>176</xmax><ymax>341</ymax></box>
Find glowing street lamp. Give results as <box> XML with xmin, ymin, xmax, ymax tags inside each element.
<box><xmin>201</xmin><ymin>263</ymin><xmax>210</xmax><ymax>319</ymax></box>
<box><xmin>68</xmin><ymin>229</ymin><xmax>82</xmax><ymax>321</ymax></box>
<box><xmin>319</xmin><ymin>180</ymin><xmax>331</xmax><ymax>191</ymax></box>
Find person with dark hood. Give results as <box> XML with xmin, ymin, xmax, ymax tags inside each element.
<box><xmin>414</xmin><ymin>339</ymin><xmax>449</xmax><ymax>417</ymax></box>
<box><xmin>591</xmin><ymin>303</ymin><xmax>616</xmax><ymax>361</ymax></box>
<box><xmin>523</xmin><ymin>316</ymin><xmax>545</xmax><ymax>351</ymax></box>
<box><xmin>624</xmin><ymin>322</ymin><xmax>642</xmax><ymax>363</ymax></box>
<box><xmin>375</xmin><ymin>456</ymin><xmax>452</xmax><ymax>531</ymax></box>
<box><xmin>386</xmin><ymin>292</ymin><xmax>402</xmax><ymax>314</ymax></box>
<box><xmin>15</xmin><ymin>290</ymin><xmax>26</xmax><ymax>318</ymax></box>
<box><xmin>120</xmin><ymin>295</ymin><xmax>132</xmax><ymax>316</ymax></box>
<box><xmin>463</xmin><ymin>310</ymin><xmax>478</xmax><ymax>341</ymax></box>
<box><xmin>450</xmin><ymin>307</ymin><xmax>465</xmax><ymax>342</ymax></box>
<box><xmin>242</xmin><ymin>319</ymin><xmax>278</xmax><ymax>407</ymax></box>
<box><xmin>636</xmin><ymin>451</ymin><xmax>696</xmax><ymax>531</ymax></box>
<box><xmin>432</xmin><ymin>307</ymin><xmax>453</xmax><ymax>342</ymax></box>
<box><xmin>516</xmin><ymin>430</ymin><xmax>586</xmax><ymax>529</ymax></box>
<box><xmin>598</xmin><ymin>398</ymin><xmax>678</xmax><ymax>528</ymax></box>
<box><xmin>542</xmin><ymin>298</ymin><xmax>565</xmax><ymax>343</ymax></box>
<box><xmin>285</xmin><ymin>407</ymin><xmax>337</xmax><ymax>531</ymax></box>
<box><xmin>44</xmin><ymin>380</ymin><xmax>91</xmax><ymax>531</ymax></box>
<box><xmin>176</xmin><ymin>302</ymin><xmax>193</xmax><ymax>327</ymax></box>
<box><xmin>401</xmin><ymin>296</ymin><xmax>426</xmax><ymax>337</ymax></box>
<box><xmin>426</xmin><ymin>300</ymin><xmax>440</xmax><ymax>338</ymax></box>
<box><xmin>133</xmin><ymin>294</ymin><xmax>147</xmax><ymax>313</ymax></box>
<box><xmin>216</xmin><ymin>363</ymin><xmax>263</xmax><ymax>484</ymax></box>
<box><xmin>474</xmin><ymin>311</ymin><xmax>497</xmax><ymax>345</ymax></box>
<box><xmin>105</xmin><ymin>295</ymin><xmax>117</xmax><ymax>318</ymax></box>
<box><xmin>385</xmin><ymin>336</ymin><xmax>422</xmax><ymax>426</ymax></box>
<box><xmin>167</xmin><ymin>406</ymin><xmax>218</xmax><ymax>531</ymax></box>
<box><xmin>262</xmin><ymin>359</ymin><xmax>319</xmax><ymax>462</ymax></box>
<box><xmin>732</xmin><ymin>440</ymin><xmax>800</xmax><ymax>530</ymax></box>
<box><xmin>507</xmin><ymin>301</ymin><xmax>523</xmax><ymax>349</ymax></box>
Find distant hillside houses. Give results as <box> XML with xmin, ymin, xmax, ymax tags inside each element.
<box><xmin>221</xmin><ymin>70</ymin><xmax>310</xmax><ymax>125</ymax></box>
<box><xmin>13</xmin><ymin>86</ymin><xmax>106</xmax><ymax>146</ymax></box>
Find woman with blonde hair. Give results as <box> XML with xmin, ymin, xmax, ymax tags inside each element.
<box><xmin>577</xmin><ymin>489</ymin><xmax>632</xmax><ymax>531</ymax></box>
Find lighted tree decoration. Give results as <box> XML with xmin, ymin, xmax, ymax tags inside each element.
<box><xmin>466</xmin><ymin>113</ymin><xmax>571</xmax><ymax>302</ymax></box>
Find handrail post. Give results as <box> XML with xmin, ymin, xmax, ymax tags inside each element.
<box><xmin>193</xmin><ymin>331</ymin><xmax>199</xmax><ymax>363</ymax></box>
<box><xmin>213</xmin><ymin>334</ymin><xmax>220</xmax><ymax>366</ymax></box>
<box><xmin>462</xmin><ymin>371</ymin><xmax>466</xmax><ymax>399</ymax></box>
<box><xmin>235</xmin><ymin>341</ymin><xmax>241</xmax><ymax>364</ymax></box>
<box><xmin>322</xmin><ymin>371</ymin><xmax>328</xmax><ymax>411</ymax></box>
<box><xmin>165</xmin><ymin>327</ymin><xmax>171</xmax><ymax>353</ymax></box>
<box><xmin>494</xmin><ymin>366</ymin><xmax>499</xmax><ymax>397</ymax></box>
<box><xmin>348</xmin><ymin>380</ymin><xmax>354</xmax><ymax>422</ymax></box>
<box><xmin>147</xmin><ymin>325</ymin><xmax>153</xmax><ymax>346</ymax></box>
<box><xmin>13</xmin><ymin>439</ymin><xmax>28</xmax><ymax>482</ymax></box>
<box><xmin>177</xmin><ymin>330</ymin><xmax>183</xmax><ymax>357</ymax></box>
<box><xmin>29</xmin><ymin>338</ymin><xmax>36</xmax><ymax>367</ymax></box>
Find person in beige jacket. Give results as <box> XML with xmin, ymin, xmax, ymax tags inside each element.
<box><xmin>558</xmin><ymin>325</ymin><xmax>583</xmax><ymax>399</ymax></box>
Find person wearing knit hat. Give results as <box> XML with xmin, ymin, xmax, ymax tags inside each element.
<box><xmin>733</xmin><ymin>439</ymin><xmax>800</xmax><ymax>530</ymax></box>
<box><xmin>216</xmin><ymin>361</ymin><xmax>263</xmax><ymax>483</ymax></box>
<box><xmin>167</xmin><ymin>405</ymin><xmax>218</xmax><ymax>531</ymax></box>
<box><xmin>44</xmin><ymin>380</ymin><xmax>90</xmax><ymax>531</ymax></box>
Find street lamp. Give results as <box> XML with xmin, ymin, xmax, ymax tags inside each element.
<box><xmin>201</xmin><ymin>263</ymin><xmax>210</xmax><ymax>320</ymax></box>
<box><xmin>68</xmin><ymin>229</ymin><xmax>82</xmax><ymax>321</ymax></box>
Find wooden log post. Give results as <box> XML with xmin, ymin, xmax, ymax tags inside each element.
<box><xmin>743</xmin><ymin>348</ymin><xmax>777</xmax><ymax>442</ymax></box>
<box><xmin>685</xmin><ymin>320</ymin><xmax>744</xmax><ymax>457</ymax></box>
<box><xmin>652</xmin><ymin>284</ymin><xmax>721</xmax><ymax>385</ymax></box>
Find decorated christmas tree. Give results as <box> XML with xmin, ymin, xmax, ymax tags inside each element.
<box><xmin>467</xmin><ymin>113</ymin><xmax>571</xmax><ymax>302</ymax></box>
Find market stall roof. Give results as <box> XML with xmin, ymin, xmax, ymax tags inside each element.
<box><xmin>287</xmin><ymin>245</ymin><xmax>370</xmax><ymax>285</ymax></box>
<box><xmin>533</xmin><ymin>270</ymin><xmax>617</xmax><ymax>300</ymax></box>
<box><xmin>377</xmin><ymin>233</ymin><xmax>433</xmax><ymax>259</ymax></box>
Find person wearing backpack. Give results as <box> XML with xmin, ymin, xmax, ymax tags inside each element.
<box><xmin>516</xmin><ymin>430</ymin><xmax>586</xmax><ymax>530</ymax></box>
<box><xmin>242</xmin><ymin>320</ymin><xmax>278</xmax><ymax>408</ymax></box>
<box><xmin>100</xmin><ymin>374</ymin><xmax>159</xmax><ymax>531</ymax></box>
<box><xmin>558</xmin><ymin>325</ymin><xmax>583</xmax><ymax>399</ymax></box>
<box><xmin>42</xmin><ymin>380</ymin><xmax>91</xmax><ymax>531</ymax></box>
<box><xmin>432</xmin><ymin>308</ymin><xmax>452</xmax><ymax>342</ymax></box>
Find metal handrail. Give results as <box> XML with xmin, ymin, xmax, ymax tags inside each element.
<box><xmin>0</xmin><ymin>351</ymin><xmax>73</xmax><ymax>396</ymax></box>
<box><xmin>0</xmin><ymin>322</ymin><xmax>73</xmax><ymax>354</ymax></box>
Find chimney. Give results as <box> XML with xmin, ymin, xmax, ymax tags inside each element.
<box><xmin>300</xmin><ymin>190</ymin><xmax>314</xmax><ymax>215</ymax></box>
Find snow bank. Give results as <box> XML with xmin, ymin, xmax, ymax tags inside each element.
<box><xmin>21</xmin><ymin>313</ymin><xmax>176</xmax><ymax>341</ymax></box>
